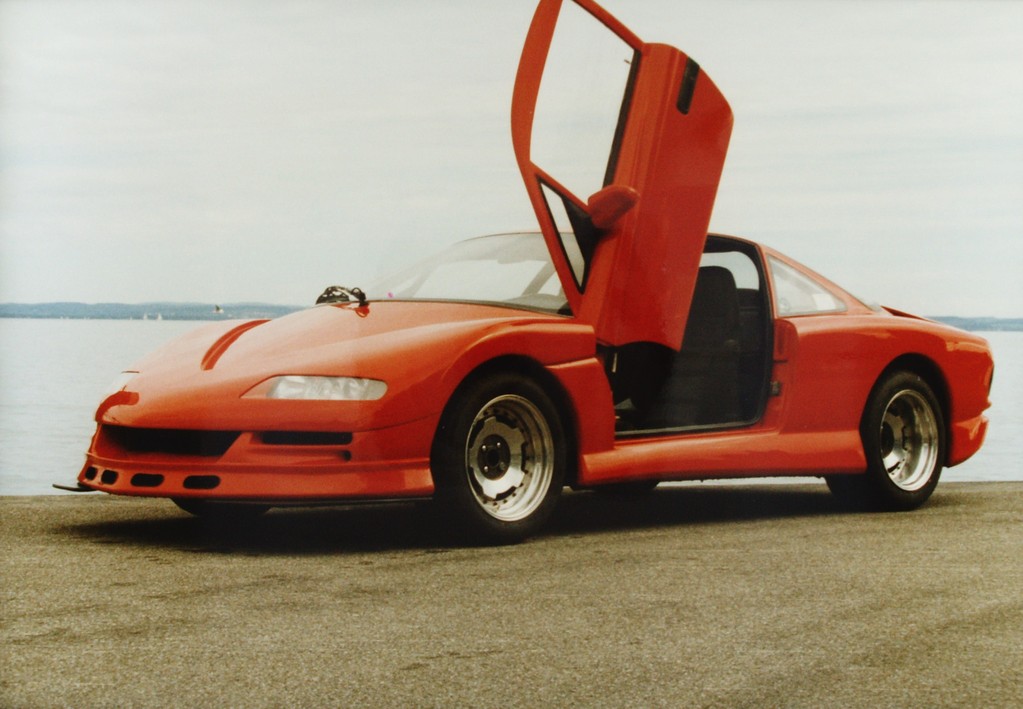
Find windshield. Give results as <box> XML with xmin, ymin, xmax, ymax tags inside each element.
<box><xmin>367</xmin><ymin>233</ymin><xmax>571</xmax><ymax>315</ymax></box>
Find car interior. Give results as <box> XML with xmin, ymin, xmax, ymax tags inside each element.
<box><xmin>608</xmin><ymin>235</ymin><xmax>773</xmax><ymax>434</ymax></box>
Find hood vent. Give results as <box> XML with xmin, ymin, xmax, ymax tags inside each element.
<box><xmin>201</xmin><ymin>320</ymin><xmax>269</xmax><ymax>371</ymax></box>
<box><xmin>260</xmin><ymin>431</ymin><xmax>353</xmax><ymax>446</ymax></box>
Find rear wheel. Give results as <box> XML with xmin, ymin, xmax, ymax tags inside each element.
<box><xmin>827</xmin><ymin>371</ymin><xmax>944</xmax><ymax>510</ymax></box>
<box><xmin>432</xmin><ymin>372</ymin><xmax>567</xmax><ymax>544</ymax></box>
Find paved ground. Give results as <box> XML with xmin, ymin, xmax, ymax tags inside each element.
<box><xmin>2</xmin><ymin>482</ymin><xmax>1021</xmax><ymax>708</ymax></box>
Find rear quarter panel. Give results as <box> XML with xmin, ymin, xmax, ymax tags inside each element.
<box><xmin>782</xmin><ymin>312</ymin><xmax>992</xmax><ymax>466</ymax></box>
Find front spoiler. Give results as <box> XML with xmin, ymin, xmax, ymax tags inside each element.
<box><xmin>52</xmin><ymin>482</ymin><xmax>97</xmax><ymax>493</ymax></box>
<box><xmin>75</xmin><ymin>457</ymin><xmax>435</xmax><ymax>502</ymax></box>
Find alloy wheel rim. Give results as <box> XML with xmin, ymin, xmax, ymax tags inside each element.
<box><xmin>464</xmin><ymin>395</ymin><xmax>554</xmax><ymax>522</ymax></box>
<box><xmin>879</xmin><ymin>389</ymin><xmax>939</xmax><ymax>491</ymax></box>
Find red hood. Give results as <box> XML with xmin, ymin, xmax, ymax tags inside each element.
<box><xmin>99</xmin><ymin>301</ymin><xmax>584</xmax><ymax>431</ymax></box>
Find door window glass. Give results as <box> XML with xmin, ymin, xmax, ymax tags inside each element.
<box><xmin>531</xmin><ymin>1</ymin><xmax>635</xmax><ymax>200</ymax></box>
<box><xmin>540</xmin><ymin>183</ymin><xmax>596</xmax><ymax>289</ymax></box>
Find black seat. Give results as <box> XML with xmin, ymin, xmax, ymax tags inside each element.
<box><xmin>643</xmin><ymin>266</ymin><xmax>742</xmax><ymax>428</ymax></box>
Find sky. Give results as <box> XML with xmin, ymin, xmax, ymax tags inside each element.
<box><xmin>1</xmin><ymin>0</ymin><xmax>1021</xmax><ymax>317</ymax></box>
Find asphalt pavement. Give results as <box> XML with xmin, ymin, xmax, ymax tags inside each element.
<box><xmin>2</xmin><ymin>482</ymin><xmax>1021</xmax><ymax>708</ymax></box>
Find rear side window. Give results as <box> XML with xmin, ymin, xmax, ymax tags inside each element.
<box><xmin>768</xmin><ymin>256</ymin><xmax>846</xmax><ymax>316</ymax></box>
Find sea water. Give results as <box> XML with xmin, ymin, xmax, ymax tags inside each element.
<box><xmin>1</xmin><ymin>318</ymin><xmax>1019</xmax><ymax>495</ymax></box>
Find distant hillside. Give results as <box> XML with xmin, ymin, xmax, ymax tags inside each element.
<box><xmin>1</xmin><ymin>302</ymin><xmax>1020</xmax><ymax>331</ymax></box>
<box><xmin>0</xmin><ymin>302</ymin><xmax>303</xmax><ymax>321</ymax></box>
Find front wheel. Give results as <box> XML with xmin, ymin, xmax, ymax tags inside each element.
<box><xmin>432</xmin><ymin>372</ymin><xmax>568</xmax><ymax>544</ymax></box>
<box><xmin>827</xmin><ymin>371</ymin><xmax>945</xmax><ymax>510</ymax></box>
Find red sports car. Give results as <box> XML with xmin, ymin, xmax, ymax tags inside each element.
<box><xmin>70</xmin><ymin>0</ymin><xmax>993</xmax><ymax>543</ymax></box>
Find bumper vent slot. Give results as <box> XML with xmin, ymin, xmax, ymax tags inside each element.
<box><xmin>261</xmin><ymin>431</ymin><xmax>353</xmax><ymax>446</ymax></box>
<box><xmin>130</xmin><ymin>473</ymin><xmax>164</xmax><ymax>488</ymax></box>
<box><xmin>183</xmin><ymin>475</ymin><xmax>220</xmax><ymax>490</ymax></box>
<box><xmin>104</xmin><ymin>426</ymin><xmax>240</xmax><ymax>457</ymax></box>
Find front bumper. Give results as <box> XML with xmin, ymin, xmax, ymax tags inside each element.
<box><xmin>77</xmin><ymin>416</ymin><xmax>437</xmax><ymax>502</ymax></box>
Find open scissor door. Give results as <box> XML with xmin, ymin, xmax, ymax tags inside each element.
<box><xmin>512</xmin><ymin>0</ymin><xmax>733</xmax><ymax>349</ymax></box>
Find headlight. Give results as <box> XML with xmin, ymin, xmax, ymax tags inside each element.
<box><xmin>258</xmin><ymin>375</ymin><xmax>387</xmax><ymax>401</ymax></box>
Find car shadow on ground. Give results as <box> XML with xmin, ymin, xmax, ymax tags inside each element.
<box><xmin>56</xmin><ymin>482</ymin><xmax>869</xmax><ymax>554</ymax></box>
<box><xmin>550</xmin><ymin>482</ymin><xmax>844</xmax><ymax>535</ymax></box>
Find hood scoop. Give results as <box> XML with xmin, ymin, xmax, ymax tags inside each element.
<box><xmin>201</xmin><ymin>320</ymin><xmax>269</xmax><ymax>371</ymax></box>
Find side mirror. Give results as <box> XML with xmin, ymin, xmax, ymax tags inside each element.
<box><xmin>587</xmin><ymin>184</ymin><xmax>639</xmax><ymax>230</ymax></box>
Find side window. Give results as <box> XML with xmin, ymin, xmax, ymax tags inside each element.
<box><xmin>700</xmin><ymin>250</ymin><xmax>761</xmax><ymax>291</ymax></box>
<box><xmin>698</xmin><ymin>246</ymin><xmax>766</xmax><ymax>356</ymax></box>
<box><xmin>768</xmin><ymin>256</ymin><xmax>846</xmax><ymax>316</ymax></box>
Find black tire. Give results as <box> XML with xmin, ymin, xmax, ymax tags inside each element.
<box><xmin>172</xmin><ymin>498</ymin><xmax>270</xmax><ymax>520</ymax></box>
<box><xmin>827</xmin><ymin>371</ymin><xmax>945</xmax><ymax>511</ymax></box>
<box><xmin>432</xmin><ymin>372</ymin><xmax>567</xmax><ymax>544</ymax></box>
